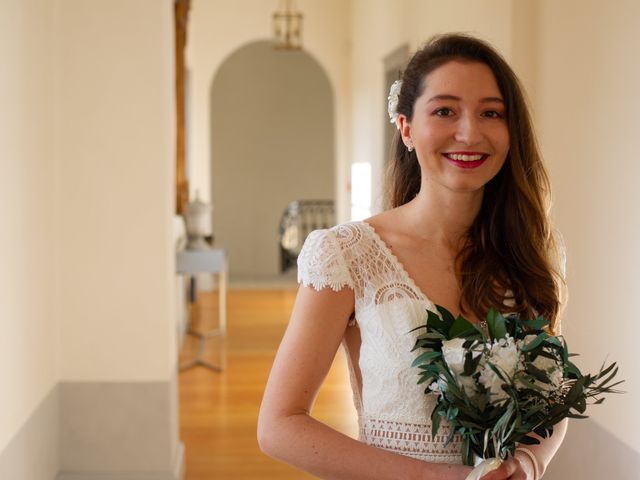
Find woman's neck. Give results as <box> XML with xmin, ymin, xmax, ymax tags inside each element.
<box><xmin>401</xmin><ymin>184</ymin><xmax>484</xmax><ymax>250</ymax></box>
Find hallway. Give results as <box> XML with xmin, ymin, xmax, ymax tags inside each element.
<box><xmin>178</xmin><ymin>289</ymin><xmax>358</xmax><ymax>479</ymax></box>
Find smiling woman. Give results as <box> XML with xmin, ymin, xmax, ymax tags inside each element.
<box><xmin>397</xmin><ymin>60</ymin><xmax>510</xmax><ymax>192</ymax></box>
<box><xmin>258</xmin><ymin>33</ymin><xmax>568</xmax><ymax>480</ymax></box>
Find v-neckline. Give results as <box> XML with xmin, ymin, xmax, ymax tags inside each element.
<box><xmin>359</xmin><ymin>220</ymin><xmax>437</xmax><ymax>310</ymax></box>
<box><xmin>359</xmin><ymin>220</ymin><xmax>513</xmax><ymax>322</ymax></box>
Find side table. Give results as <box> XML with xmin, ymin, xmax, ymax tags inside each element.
<box><xmin>176</xmin><ymin>248</ymin><xmax>228</xmax><ymax>372</ymax></box>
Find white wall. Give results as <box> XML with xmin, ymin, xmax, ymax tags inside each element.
<box><xmin>350</xmin><ymin>0</ymin><xmax>409</xmax><ymax>213</ymax></box>
<box><xmin>53</xmin><ymin>0</ymin><xmax>176</xmax><ymax>382</ymax></box>
<box><xmin>0</xmin><ymin>0</ymin><xmax>177</xmax><ymax>462</ymax></box>
<box><xmin>188</xmin><ymin>0</ymin><xmax>352</xmax><ymax>222</ymax></box>
<box><xmin>0</xmin><ymin>0</ymin><xmax>58</xmax><ymax>455</ymax></box>
<box><xmin>537</xmin><ymin>0</ymin><xmax>640</xmax><ymax>455</ymax></box>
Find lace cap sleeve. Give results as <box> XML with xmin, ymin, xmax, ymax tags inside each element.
<box><xmin>297</xmin><ymin>228</ymin><xmax>354</xmax><ymax>292</ymax></box>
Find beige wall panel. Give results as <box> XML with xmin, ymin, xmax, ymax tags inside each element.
<box><xmin>537</xmin><ymin>0</ymin><xmax>640</xmax><ymax>461</ymax></box>
<box><xmin>0</xmin><ymin>0</ymin><xmax>58</xmax><ymax>455</ymax></box>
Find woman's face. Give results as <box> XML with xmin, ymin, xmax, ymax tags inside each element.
<box><xmin>399</xmin><ymin>60</ymin><xmax>510</xmax><ymax>195</ymax></box>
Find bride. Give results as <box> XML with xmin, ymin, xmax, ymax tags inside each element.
<box><xmin>258</xmin><ymin>33</ymin><xmax>567</xmax><ymax>480</ymax></box>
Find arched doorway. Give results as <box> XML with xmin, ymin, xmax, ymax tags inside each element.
<box><xmin>210</xmin><ymin>40</ymin><xmax>335</xmax><ymax>284</ymax></box>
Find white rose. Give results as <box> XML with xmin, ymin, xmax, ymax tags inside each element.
<box><xmin>533</xmin><ymin>353</ymin><xmax>563</xmax><ymax>391</ymax></box>
<box><xmin>442</xmin><ymin>338</ymin><xmax>483</xmax><ymax>397</ymax></box>
<box><xmin>442</xmin><ymin>338</ymin><xmax>467</xmax><ymax>375</ymax></box>
<box><xmin>533</xmin><ymin>354</ymin><xmax>557</xmax><ymax>372</ymax></box>
<box><xmin>458</xmin><ymin>375</ymin><xmax>478</xmax><ymax>398</ymax></box>
<box><xmin>479</xmin><ymin>366</ymin><xmax>509</xmax><ymax>403</ymax></box>
<box><xmin>491</xmin><ymin>336</ymin><xmax>521</xmax><ymax>378</ymax></box>
<box><xmin>479</xmin><ymin>335</ymin><xmax>522</xmax><ymax>403</ymax></box>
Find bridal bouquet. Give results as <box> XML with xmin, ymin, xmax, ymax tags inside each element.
<box><xmin>411</xmin><ymin>306</ymin><xmax>623</xmax><ymax>478</ymax></box>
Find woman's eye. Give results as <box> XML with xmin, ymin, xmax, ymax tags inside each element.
<box><xmin>482</xmin><ymin>110</ymin><xmax>504</xmax><ymax>119</ymax></box>
<box><xmin>433</xmin><ymin>107</ymin><xmax>454</xmax><ymax>117</ymax></box>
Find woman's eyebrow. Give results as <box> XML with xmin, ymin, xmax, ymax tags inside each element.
<box><xmin>427</xmin><ymin>94</ymin><xmax>504</xmax><ymax>104</ymax></box>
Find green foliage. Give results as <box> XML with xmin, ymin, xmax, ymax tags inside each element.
<box><xmin>410</xmin><ymin>304</ymin><xmax>625</xmax><ymax>465</ymax></box>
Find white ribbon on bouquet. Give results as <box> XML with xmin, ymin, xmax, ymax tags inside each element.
<box><xmin>465</xmin><ymin>457</ymin><xmax>503</xmax><ymax>480</ymax></box>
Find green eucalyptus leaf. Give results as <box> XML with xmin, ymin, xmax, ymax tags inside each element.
<box><xmin>482</xmin><ymin>308</ymin><xmax>506</xmax><ymax>340</ymax></box>
<box><xmin>493</xmin><ymin>312</ymin><xmax>508</xmax><ymax>339</ymax></box>
<box><xmin>546</xmin><ymin>336</ymin><xmax>562</xmax><ymax>347</ymax></box>
<box><xmin>565</xmin><ymin>376</ymin><xmax>587</xmax><ymax>404</ymax></box>
<box><xmin>463</xmin><ymin>350</ymin><xmax>483</xmax><ymax>377</ymax></box>
<box><xmin>526</xmin><ymin>364</ymin><xmax>552</xmax><ymax>384</ymax></box>
<box><xmin>411</xmin><ymin>350</ymin><xmax>442</xmax><ymax>368</ymax></box>
<box><xmin>561</xmin><ymin>337</ymin><xmax>570</xmax><ymax>363</ymax></box>
<box><xmin>427</xmin><ymin>309</ymin><xmax>448</xmax><ymax>334</ymax></box>
<box><xmin>520</xmin><ymin>332</ymin><xmax>548</xmax><ymax>352</ymax></box>
<box><xmin>436</xmin><ymin>304</ymin><xmax>457</xmax><ymax>327</ymax></box>
<box><xmin>522</xmin><ymin>316</ymin><xmax>550</xmax><ymax>331</ymax></box>
<box><xmin>417</xmin><ymin>331</ymin><xmax>447</xmax><ymax>340</ymax></box>
<box><xmin>486</xmin><ymin>308</ymin><xmax>499</xmax><ymax>339</ymax></box>
<box><xmin>487</xmin><ymin>361</ymin><xmax>509</xmax><ymax>383</ymax></box>
<box><xmin>565</xmin><ymin>360</ymin><xmax>581</xmax><ymax>377</ymax></box>
<box><xmin>536</xmin><ymin>350</ymin><xmax>560</xmax><ymax>361</ymax></box>
<box><xmin>593</xmin><ymin>362</ymin><xmax>617</xmax><ymax>382</ymax></box>
<box><xmin>431</xmin><ymin>404</ymin><xmax>443</xmax><ymax>436</ymax></box>
<box><xmin>462</xmin><ymin>438</ymin><xmax>473</xmax><ymax>466</ymax></box>
<box><xmin>444</xmin><ymin>423</ymin><xmax>457</xmax><ymax>447</ymax></box>
<box><xmin>459</xmin><ymin>419</ymin><xmax>483</xmax><ymax>430</ymax></box>
<box><xmin>516</xmin><ymin>377</ymin><xmax>544</xmax><ymax>393</ymax></box>
<box><xmin>449</xmin><ymin>316</ymin><xmax>477</xmax><ymax>338</ymax></box>
<box><xmin>518</xmin><ymin>435</ymin><xmax>541</xmax><ymax>446</ymax></box>
<box><xmin>567</xmin><ymin>413</ymin><xmax>589</xmax><ymax>419</ymax></box>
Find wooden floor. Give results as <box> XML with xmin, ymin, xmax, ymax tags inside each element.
<box><xmin>178</xmin><ymin>289</ymin><xmax>358</xmax><ymax>479</ymax></box>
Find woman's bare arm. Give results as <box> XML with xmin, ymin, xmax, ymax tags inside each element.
<box><xmin>257</xmin><ymin>285</ymin><xmax>473</xmax><ymax>480</ymax></box>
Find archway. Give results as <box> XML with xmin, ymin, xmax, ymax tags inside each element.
<box><xmin>209</xmin><ymin>40</ymin><xmax>335</xmax><ymax>284</ymax></box>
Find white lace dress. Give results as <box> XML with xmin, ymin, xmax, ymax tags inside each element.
<box><xmin>297</xmin><ymin>221</ymin><xmax>567</xmax><ymax>465</ymax></box>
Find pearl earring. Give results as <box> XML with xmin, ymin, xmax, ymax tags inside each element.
<box><xmin>408</xmin><ymin>145</ymin><xmax>414</xmax><ymax>152</ymax></box>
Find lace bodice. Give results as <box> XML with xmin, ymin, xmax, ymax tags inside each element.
<box><xmin>297</xmin><ymin>221</ymin><xmax>567</xmax><ymax>464</ymax></box>
<box><xmin>297</xmin><ymin>221</ymin><xmax>463</xmax><ymax>462</ymax></box>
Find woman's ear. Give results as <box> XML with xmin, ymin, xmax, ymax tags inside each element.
<box><xmin>398</xmin><ymin>114</ymin><xmax>413</xmax><ymax>151</ymax></box>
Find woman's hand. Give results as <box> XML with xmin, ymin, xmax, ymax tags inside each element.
<box><xmin>427</xmin><ymin>462</ymin><xmax>474</xmax><ymax>480</ymax></box>
<box><xmin>479</xmin><ymin>454</ymin><xmax>533</xmax><ymax>480</ymax></box>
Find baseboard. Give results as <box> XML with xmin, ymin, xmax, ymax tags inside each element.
<box><xmin>56</xmin><ymin>441</ymin><xmax>184</xmax><ymax>480</ymax></box>
<box><xmin>58</xmin><ymin>379</ymin><xmax>181</xmax><ymax>473</ymax></box>
<box><xmin>173</xmin><ymin>441</ymin><xmax>185</xmax><ymax>480</ymax></box>
<box><xmin>0</xmin><ymin>384</ymin><xmax>60</xmax><ymax>480</ymax></box>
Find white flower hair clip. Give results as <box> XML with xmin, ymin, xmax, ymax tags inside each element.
<box><xmin>387</xmin><ymin>79</ymin><xmax>402</xmax><ymax>129</ymax></box>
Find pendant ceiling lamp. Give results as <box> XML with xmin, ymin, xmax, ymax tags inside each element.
<box><xmin>272</xmin><ymin>0</ymin><xmax>303</xmax><ymax>50</ymax></box>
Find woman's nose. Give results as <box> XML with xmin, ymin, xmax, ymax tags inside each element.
<box><xmin>454</xmin><ymin>114</ymin><xmax>483</xmax><ymax>145</ymax></box>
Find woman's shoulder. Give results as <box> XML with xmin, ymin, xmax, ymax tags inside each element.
<box><xmin>361</xmin><ymin>208</ymin><xmax>413</xmax><ymax>247</ymax></box>
<box><xmin>361</xmin><ymin>209</ymin><xmax>402</xmax><ymax>233</ymax></box>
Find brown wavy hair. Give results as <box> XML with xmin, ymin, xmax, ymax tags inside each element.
<box><xmin>386</xmin><ymin>33</ymin><xmax>566</xmax><ymax>333</ymax></box>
